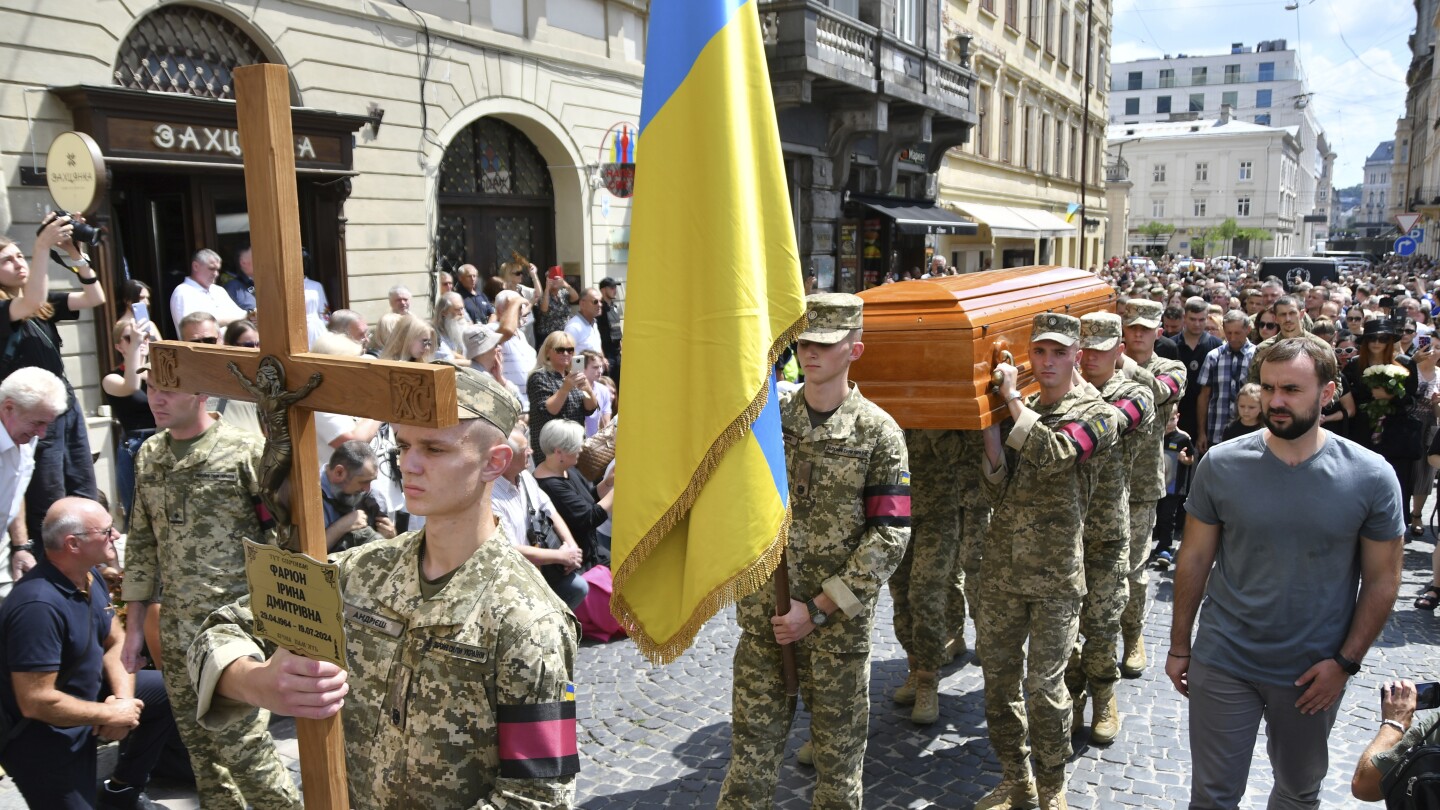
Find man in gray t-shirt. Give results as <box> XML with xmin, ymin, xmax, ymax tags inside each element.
<box><xmin>1167</xmin><ymin>336</ymin><xmax>1404</xmax><ymax>810</ymax></box>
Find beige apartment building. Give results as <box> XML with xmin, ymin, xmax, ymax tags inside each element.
<box><xmin>933</xmin><ymin>0</ymin><xmax>1112</xmax><ymax>272</ymax></box>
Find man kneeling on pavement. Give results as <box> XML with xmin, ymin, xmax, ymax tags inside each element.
<box><xmin>0</xmin><ymin>497</ymin><xmax>177</xmax><ymax>809</ymax></box>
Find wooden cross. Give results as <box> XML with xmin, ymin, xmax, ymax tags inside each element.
<box><xmin>145</xmin><ymin>64</ymin><xmax>458</xmax><ymax>810</ymax></box>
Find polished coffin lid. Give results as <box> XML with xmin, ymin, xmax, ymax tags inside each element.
<box><xmin>851</xmin><ymin>266</ymin><xmax>1116</xmax><ymax>429</ymax></box>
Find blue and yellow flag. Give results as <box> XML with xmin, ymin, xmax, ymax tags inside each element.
<box><xmin>1065</xmin><ymin>202</ymin><xmax>1081</xmax><ymax>224</ymax></box>
<box><xmin>611</xmin><ymin>0</ymin><xmax>805</xmax><ymax>663</ymax></box>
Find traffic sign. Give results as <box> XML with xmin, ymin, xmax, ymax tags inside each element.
<box><xmin>1398</xmin><ymin>212</ymin><xmax>1422</xmax><ymax>233</ymax></box>
<box><xmin>1396</xmin><ymin>236</ymin><xmax>1418</xmax><ymax>256</ymax></box>
<box><xmin>1411</xmin><ymin>227</ymin><xmax>1426</xmax><ymax>242</ymax></box>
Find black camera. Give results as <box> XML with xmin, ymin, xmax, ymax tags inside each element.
<box><xmin>37</xmin><ymin>211</ymin><xmax>104</xmax><ymax>247</ymax></box>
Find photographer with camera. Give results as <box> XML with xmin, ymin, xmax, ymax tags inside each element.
<box><xmin>320</xmin><ymin>440</ymin><xmax>394</xmax><ymax>553</ymax></box>
<box><xmin>1</xmin><ymin>212</ymin><xmax>106</xmax><ymax>558</ymax></box>
<box><xmin>1352</xmin><ymin>680</ymin><xmax>1440</xmax><ymax>804</ymax></box>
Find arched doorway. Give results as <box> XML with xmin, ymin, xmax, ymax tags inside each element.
<box><xmin>434</xmin><ymin>118</ymin><xmax>557</xmax><ymax>279</ymax></box>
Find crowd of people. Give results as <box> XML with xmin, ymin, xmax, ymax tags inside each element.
<box><xmin>0</xmin><ymin>215</ymin><xmax>625</xmax><ymax>807</ymax></box>
<box><xmin>2</xmin><ymin>209</ymin><xmax>1439</xmax><ymax>809</ymax></box>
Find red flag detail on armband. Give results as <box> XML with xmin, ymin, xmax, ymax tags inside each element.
<box><xmin>496</xmin><ymin>701</ymin><xmax>580</xmax><ymax>779</ymax></box>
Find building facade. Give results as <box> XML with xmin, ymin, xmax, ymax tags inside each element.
<box><xmin>1399</xmin><ymin>0</ymin><xmax>1440</xmax><ymax>256</ymax></box>
<box><xmin>1</xmin><ymin>0</ymin><xmax>646</xmax><ymax>498</ymax></box>
<box><xmin>1107</xmin><ymin>116</ymin><xmax>1301</xmax><ymax>258</ymax></box>
<box><xmin>1109</xmin><ymin>41</ymin><xmax>1333</xmax><ymax>255</ymax></box>
<box><xmin>760</xmin><ymin>0</ymin><xmax>979</xmax><ymax>290</ymax></box>
<box><xmin>1360</xmin><ymin>140</ymin><xmax>1395</xmax><ymax>237</ymax></box>
<box><xmin>931</xmin><ymin>0</ymin><xmax>1113</xmax><ymax>272</ymax></box>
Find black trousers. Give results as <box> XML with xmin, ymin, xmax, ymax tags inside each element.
<box><xmin>1153</xmin><ymin>492</ymin><xmax>1185</xmax><ymax>554</ymax></box>
<box><xmin>1</xmin><ymin>669</ymin><xmax>176</xmax><ymax>809</ymax></box>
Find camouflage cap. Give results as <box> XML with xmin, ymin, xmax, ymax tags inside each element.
<box><xmin>454</xmin><ymin>366</ymin><xmax>520</xmax><ymax>434</ymax></box>
<box><xmin>1079</xmin><ymin>312</ymin><xmax>1123</xmax><ymax>350</ymax></box>
<box><xmin>1123</xmin><ymin>299</ymin><xmax>1164</xmax><ymax>329</ymax></box>
<box><xmin>799</xmin><ymin>293</ymin><xmax>863</xmax><ymax>344</ymax></box>
<box><xmin>1031</xmin><ymin>312</ymin><xmax>1081</xmax><ymax>346</ymax></box>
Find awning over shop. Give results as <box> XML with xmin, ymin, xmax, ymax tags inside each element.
<box><xmin>860</xmin><ymin>199</ymin><xmax>978</xmax><ymax>236</ymax></box>
<box><xmin>950</xmin><ymin>201</ymin><xmax>1076</xmax><ymax>239</ymax></box>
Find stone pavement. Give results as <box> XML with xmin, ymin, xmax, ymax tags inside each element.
<box><xmin>4</xmin><ymin>516</ymin><xmax>1437</xmax><ymax>809</ymax></box>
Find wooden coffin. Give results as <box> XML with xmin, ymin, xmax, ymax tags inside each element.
<box><xmin>851</xmin><ymin>266</ymin><xmax>1116</xmax><ymax>430</ymax></box>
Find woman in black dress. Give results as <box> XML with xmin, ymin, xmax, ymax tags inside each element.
<box><xmin>533</xmin><ymin>419</ymin><xmax>613</xmax><ymax>570</ymax></box>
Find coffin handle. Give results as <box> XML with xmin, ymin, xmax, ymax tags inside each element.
<box><xmin>990</xmin><ymin>346</ymin><xmax>1014</xmax><ymax>388</ymax></box>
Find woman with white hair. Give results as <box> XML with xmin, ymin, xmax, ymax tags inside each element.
<box><xmin>533</xmin><ymin>419</ymin><xmax>613</xmax><ymax>570</ymax></box>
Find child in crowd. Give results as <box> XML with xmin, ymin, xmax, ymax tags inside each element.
<box><xmin>1219</xmin><ymin>382</ymin><xmax>1264</xmax><ymax>442</ymax></box>
<box><xmin>1150</xmin><ymin>408</ymin><xmax>1194</xmax><ymax>570</ymax></box>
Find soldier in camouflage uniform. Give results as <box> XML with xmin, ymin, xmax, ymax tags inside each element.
<box><xmin>946</xmin><ymin>431</ymin><xmax>990</xmax><ymax>659</ymax></box>
<box><xmin>1117</xmin><ymin>300</ymin><xmax>1188</xmax><ymax>677</ymax></box>
<box><xmin>188</xmin><ymin>369</ymin><xmax>581</xmax><ymax>809</ymax></box>
<box><xmin>1065</xmin><ymin>313</ymin><xmax>1155</xmax><ymax>745</ymax></box>
<box><xmin>975</xmin><ymin>313</ymin><xmax>1120</xmax><ymax>810</ymax></box>
<box><xmin>717</xmin><ymin>294</ymin><xmax>911</xmax><ymax>810</ymax></box>
<box><xmin>119</xmin><ymin>388</ymin><xmax>301</xmax><ymax>809</ymax></box>
<box><xmin>887</xmin><ymin>428</ymin><xmax>964</xmax><ymax>724</ymax></box>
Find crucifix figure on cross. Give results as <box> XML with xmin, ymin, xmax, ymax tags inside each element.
<box><xmin>227</xmin><ymin>357</ymin><xmax>323</xmax><ymax>547</ymax></box>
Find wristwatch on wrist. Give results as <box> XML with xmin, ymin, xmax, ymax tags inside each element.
<box><xmin>8</xmin><ymin>542</ymin><xmax>33</xmax><ymax>554</ymax></box>
<box><xmin>1333</xmin><ymin>652</ymin><xmax>1361</xmax><ymax>676</ymax></box>
<box><xmin>1006</xmin><ymin>391</ymin><xmax>1023</xmax><ymax>403</ymax></box>
<box><xmin>805</xmin><ymin>598</ymin><xmax>828</xmax><ymax>627</ymax></box>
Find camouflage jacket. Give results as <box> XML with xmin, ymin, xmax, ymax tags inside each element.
<box><xmin>981</xmin><ymin>385</ymin><xmax>1119</xmax><ymax>598</ymax></box>
<box><xmin>1082</xmin><ymin>374</ymin><xmax>1155</xmax><ymax>564</ymax></box>
<box><xmin>121</xmin><ymin>421</ymin><xmax>271</xmax><ymax>627</ymax></box>
<box><xmin>1121</xmin><ymin>353</ymin><xmax>1187</xmax><ymax>503</ymax></box>
<box><xmin>188</xmin><ymin>526</ymin><xmax>581</xmax><ymax>810</ymax></box>
<box><xmin>736</xmin><ymin>383</ymin><xmax>911</xmax><ymax>652</ymax></box>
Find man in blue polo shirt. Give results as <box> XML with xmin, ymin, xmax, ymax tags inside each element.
<box><xmin>0</xmin><ymin>497</ymin><xmax>175</xmax><ymax>809</ymax></box>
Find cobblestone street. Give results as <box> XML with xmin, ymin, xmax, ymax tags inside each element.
<box><xmin>5</xmin><ymin>519</ymin><xmax>1438</xmax><ymax>809</ymax></box>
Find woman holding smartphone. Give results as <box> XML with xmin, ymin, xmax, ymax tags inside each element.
<box><xmin>526</xmin><ymin>331</ymin><xmax>596</xmax><ymax>464</ymax></box>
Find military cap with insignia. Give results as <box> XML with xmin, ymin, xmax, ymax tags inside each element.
<box><xmin>1030</xmin><ymin>312</ymin><xmax>1081</xmax><ymax>346</ymax></box>
<box><xmin>1123</xmin><ymin>299</ymin><xmax>1164</xmax><ymax>329</ymax></box>
<box><xmin>452</xmin><ymin>366</ymin><xmax>521</xmax><ymax>434</ymax></box>
<box><xmin>799</xmin><ymin>293</ymin><xmax>864</xmax><ymax>344</ymax></box>
<box><xmin>1079</xmin><ymin>312</ymin><xmax>1124</xmax><ymax>350</ymax></box>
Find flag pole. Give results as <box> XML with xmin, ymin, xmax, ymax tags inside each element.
<box><xmin>773</xmin><ymin>551</ymin><xmax>800</xmax><ymax>695</ymax></box>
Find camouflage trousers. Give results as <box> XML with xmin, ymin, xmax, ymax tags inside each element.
<box><xmin>889</xmin><ymin>454</ymin><xmax>961</xmax><ymax>671</ymax></box>
<box><xmin>976</xmin><ymin>589</ymin><xmax>1082</xmax><ymax>775</ymax></box>
<box><xmin>718</xmin><ymin>632</ymin><xmax>869</xmax><ymax>810</ymax></box>
<box><xmin>1120</xmin><ymin>501</ymin><xmax>1160</xmax><ymax>636</ymax></box>
<box><xmin>160</xmin><ymin>614</ymin><xmax>302</xmax><ymax>810</ymax></box>
<box><xmin>947</xmin><ymin>504</ymin><xmax>990</xmax><ymax>636</ymax></box>
<box><xmin>1066</xmin><ymin>521</ymin><xmax>1132</xmax><ymax>693</ymax></box>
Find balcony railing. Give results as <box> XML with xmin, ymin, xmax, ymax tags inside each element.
<box><xmin>758</xmin><ymin>0</ymin><xmax>973</xmax><ymax>118</ymax></box>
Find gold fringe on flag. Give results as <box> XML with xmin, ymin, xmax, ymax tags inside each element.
<box><xmin>612</xmin><ymin>315</ymin><xmax>806</xmax><ymax>664</ymax></box>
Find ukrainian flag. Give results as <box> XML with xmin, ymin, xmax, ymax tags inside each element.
<box><xmin>1066</xmin><ymin>202</ymin><xmax>1081</xmax><ymax>224</ymax></box>
<box><xmin>611</xmin><ymin>0</ymin><xmax>805</xmax><ymax>663</ymax></box>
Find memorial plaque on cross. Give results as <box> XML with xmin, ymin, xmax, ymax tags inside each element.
<box><xmin>145</xmin><ymin>64</ymin><xmax>457</xmax><ymax>810</ymax></box>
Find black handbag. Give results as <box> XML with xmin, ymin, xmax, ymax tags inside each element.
<box><xmin>521</xmin><ymin>476</ymin><xmax>563</xmax><ymax>551</ymax></box>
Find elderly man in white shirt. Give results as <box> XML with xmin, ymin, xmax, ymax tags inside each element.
<box><xmin>0</xmin><ymin>367</ymin><xmax>68</xmax><ymax>596</ymax></box>
<box><xmin>492</xmin><ymin>428</ymin><xmax>588</xmax><ymax>609</ymax></box>
<box><xmin>168</xmin><ymin>248</ymin><xmax>248</xmax><ymax>330</ymax></box>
